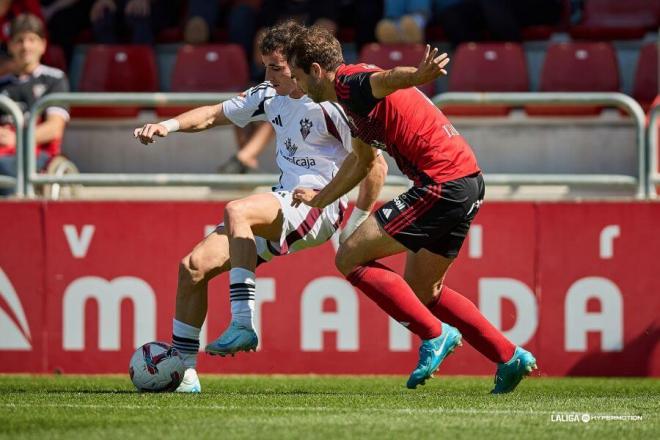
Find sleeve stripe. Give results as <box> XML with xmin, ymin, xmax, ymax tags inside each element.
<box><xmin>320</xmin><ymin>105</ymin><xmax>342</xmax><ymax>145</ymax></box>
<box><xmin>250</xmin><ymin>96</ymin><xmax>273</xmax><ymax>117</ymax></box>
<box><xmin>327</xmin><ymin>102</ymin><xmax>351</xmax><ymax>128</ymax></box>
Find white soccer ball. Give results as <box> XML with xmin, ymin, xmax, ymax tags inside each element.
<box><xmin>129</xmin><ymin>342</ymin><xmax>185</xmax><ymax>392</ymax></box>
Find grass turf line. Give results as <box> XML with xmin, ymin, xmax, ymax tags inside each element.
<box><xmin>0</xmin><ymin>375</ymin><xmax>657</xmax><ymax>439</ymax></box>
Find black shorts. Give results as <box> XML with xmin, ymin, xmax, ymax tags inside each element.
<box><xmin>375</xmin><ymin>172</ymin><xmax>485</xmax><ymax>257</ymax></box>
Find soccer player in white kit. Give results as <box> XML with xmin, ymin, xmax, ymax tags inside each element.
<box><xmin>133</xmin><ymin>21</ymin><xmax>387</xmax><ymax>393</ymax></box>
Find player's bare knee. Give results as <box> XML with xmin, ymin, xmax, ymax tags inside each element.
<box><xmin>335</xmin><ymin>246</ymin><xmax>357</xmax><ymax>276</ymax></box>
<box><xmin>406</xmin><ymin>278</ymin><xmax>441</xmax><ymax>305</ymax></box>
<box><xmin>178</xmin><ymin>255</ymin><xmax>204</xmax><ymax>288</ymax></box>
<box><xmin>224</xmin><ymin>200</ymin><xmax>248</xmax><ymax>226</ymax></box>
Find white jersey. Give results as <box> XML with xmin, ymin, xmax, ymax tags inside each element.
<box><xmin>222</xmin><ymin>82</ymin><xmax>354</xmax><ymax>204</ymax></box>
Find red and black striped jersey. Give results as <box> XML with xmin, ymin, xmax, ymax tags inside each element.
<box><xmin>334</xmin><ymin>63</ymin><xmax>480</xmax><ymax>185</ymax></box>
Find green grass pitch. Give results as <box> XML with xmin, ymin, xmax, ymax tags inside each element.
<box><xmin>0</xmin><ymin>375</ymin><xmax>657</xmax><ymax>439</ymax></box>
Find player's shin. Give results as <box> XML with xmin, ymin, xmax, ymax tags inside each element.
<box><xmin>346</xmin><ymin>261</ymin><xmax>442</xmax><ymax>339</ymax></box>
<box><xmin>428</xmin><ymin>285</ymin><xmax>516</xmax><ymax>363</ymax></box>
<box><xmin>229</xmin><ymin>267</ymin><xmax>256</xmax><ymax>329</ymax></box>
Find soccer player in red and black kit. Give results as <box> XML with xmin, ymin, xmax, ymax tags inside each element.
<box><xmin>287</xmin><ymin>26</ymin><xmax>537</xmax><ymax>392</ymax></box>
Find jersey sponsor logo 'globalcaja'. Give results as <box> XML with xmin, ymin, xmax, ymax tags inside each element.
<box><xmin>284</xmin><ymin>138</ymin><xmax>298</xmax><ymax>156</ymax></box>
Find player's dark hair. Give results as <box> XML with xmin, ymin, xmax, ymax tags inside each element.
<box><xmin>286</xmin><ymin>25</ymin><xmax>344</xmax><ymax>74</ymax></box>
<box><xmin>259</xmin><ymin>20</ymin><xmax>305</xmax><ymax>55</ymax></box>
<box><xmin>9</xmin><ymin>13</ymin><xmax>46</xmax><ymax>40</ymax></box>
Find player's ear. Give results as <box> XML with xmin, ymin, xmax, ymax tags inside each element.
<box><xmin>311</xmin><ymin>62</ymin><xmax>322</xmax><ymax>78</ymax></box>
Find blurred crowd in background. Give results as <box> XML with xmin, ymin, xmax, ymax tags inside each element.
<box><xmin>0</xmin><ymin>0</ymin><xmax>657</xmax><ymax>195</ymax></box>
<box><xmin>1</xmin><ymin>1</ymin><xmax>593</xmax><ymax>80</ymax></box>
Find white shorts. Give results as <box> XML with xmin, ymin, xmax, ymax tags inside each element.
<box><xmin>219</xmin><ymin>190</ymin><xmax>346</xmax><ymax>264</ymax></box>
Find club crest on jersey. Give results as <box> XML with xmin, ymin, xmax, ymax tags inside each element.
<box><xmin>299</xmin><ymin>118</ymin><xmax>313</xmax><ymax>140</ymax></box>
<box><xmin>32</xmin><ymin>84</ymin><xmax>47</xmax><ymax>98</ymax></box>
<box><xmin>284</xmin><ymin>138</ymin><xmax>298</xmax><ymax>156</ymax></box>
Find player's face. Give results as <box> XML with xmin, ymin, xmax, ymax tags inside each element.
<box><xmin>290</xmin><ymin>64</ymin><xmax>325</xmax><ymax>103</ymax></box>
<box><xmin>262</xmin><ymin>50</ymin><xmax>297</xmax><ymax>96</ymax></box>
<box><xmin>9</xmin><ymin>32</ymin><xmax>45</xmax><ymax>68</ymax></box>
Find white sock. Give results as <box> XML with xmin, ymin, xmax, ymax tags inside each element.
<box><xmin>229</xmin><ymin>267</ymin><xmax>255</xmax><ymax>329</ymax></box>
<box><xmin>172</xmin><ymin>319</ymin><xmax>200</xmax><ymax>369</ymax></box>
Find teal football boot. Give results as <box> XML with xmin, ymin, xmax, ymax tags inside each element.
<box><xmin>491</xmin><ymin>346</ymin><xmax>537</xmax><ymax>394</ymax></box>
<box><xmin>407</xmin><ymin>322</ymin><xmax>462</xmax><ymax>389</ymax></box>
<box><xmin>205</xmin><ymin>321</ymin><xmax>258</xmax><ymax>356</ymax></box>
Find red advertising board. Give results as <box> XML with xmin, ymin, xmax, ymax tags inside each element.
<box><xmin>0</xmin><ymin>202</ymin><xmax>46</xmax><ymax>372</ymax></box>
<box><xmin>0</xmin><ymin>200</ymin><xmax>658</xmax><ymax>376</ymax></box>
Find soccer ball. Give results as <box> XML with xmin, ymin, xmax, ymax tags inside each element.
<box><xmin>129</xmin><ymin>342</ymin><xmax>185</xmax><ymax>392</ymax></box>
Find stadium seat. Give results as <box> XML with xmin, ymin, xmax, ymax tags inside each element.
<box><xmin>157</xmin><ymin>44</ymin><xmax>249</xmax><ymax>117</ymax></box>
<box><xmin>527</xmin><ymin>42</ymin><xmax>619</xmax><ymax>116</ymax></box>
<box><xmin>445</xmin><ymin>42</ymin><xmax>528</xmax><ymax>116</ymax></box>
<box><xmin>43</xmin><ymin>44</ymin><xmax>67</xmax><ymax>72</ymax></box>
<box><xmin>570</xmin><ymin>0</ymin><xmax>660</xmax><ymax>40</ymax></box>
<box><xmin>359</xmin><ymin>43</ymin><xmax>435</xmax><ymax>96</ymax></box>
<box><xmin>72</xmin><ymin>45</ymin><xmax>158</xmax><ymax>118</ymax></box>
<box><xmin>633</xmin><ymin>43</ymin><xmax>658</xmax><ymax>111</ymax></box>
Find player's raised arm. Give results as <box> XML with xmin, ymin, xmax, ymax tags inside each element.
<box><xmin>133</xmin><ymin>104</ymin><xmax>232</xmax><ymax>145</ymax></box>
<box><xmin>369</xmin><ymin>44</ymin><xmax>450</xmax><ymax>99</ymax></box>
<box><xmin>293</xmin><ymin>138</ymin><xmax>377</xmax><ymax>209</ymax></box>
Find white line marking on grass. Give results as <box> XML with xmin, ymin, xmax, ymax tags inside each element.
<box><xmin>0</xmin><ymin>402</ymin><xmax>633</xmax><ymax>418</ymax></box>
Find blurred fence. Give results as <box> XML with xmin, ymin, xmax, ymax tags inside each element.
<box><xmin>5</xmin><ymin>91</ymin><xmax>656</xmax><ymax>198</ymax></box>
<box><xmin>647</xmin><ymin>105</ymin><xmax>660</xmax><ymax>198</ymax></box>
<box><xmin>0</xmin><ymin>95</ymin><xmax>25</xmax><ymax>194</ymax></box>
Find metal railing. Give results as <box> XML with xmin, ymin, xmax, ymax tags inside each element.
<box><xmin>25</xmin><ymin>93</ymin><xmax>235</xmax><ymax>196</ymax></box>
<box><xmin>0</xmin><ymin>95</ymin><xmax>25</xmax><ymax>195</ymax></box>
<box><xmin>434</xmin><ymin>92</ymin><xmax>647</xmax><ymax>198</ymax></box>
<box><xmin>24</xmin><ymin>92</ymin><xmax>409</xmax><ymax>196</ymax></box>
<box><xmin>21</xmin><ymin>91</ymin><xmax>649</xmax><ymax>198</ymax></box>
<box><xmin>647</xmin><ymin>104</ymin><xmax>660</xmax><ymax>198</ymax></box>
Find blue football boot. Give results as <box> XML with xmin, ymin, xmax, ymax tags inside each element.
<box><xmin>205</xmin><ymin>321</ymin><xmax>258</xmax><ymax>356</ymax></box>
<box><xmin>407</xmin><ymin>323</ymin><xmax>462</xmax><ymax>389</ymax></box>
<box><xmin>491</xmin><ymin>346</ymin><xmax>537</xmax><ymax>394</ymax></box>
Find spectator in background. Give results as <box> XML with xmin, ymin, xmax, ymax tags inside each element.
<box><xmin>375</xmin><ymin>0</ymin><xmax>431</xmax><ymax>44</ymax></box>
<box><xmin>90</xmin><ymin>0</ymin><xmax>182</xmax><ymax>44</ymax></box>
<box><xmin>216</xmin><ymin>121</ymin><xmax>274</xmax><ymax>174</ymax></box>
<box><xmin>435</xmin><ymin>0</ymin><xmax>561</xmax><ymax>47</ymax></box>
<box><xmin>41</xmin><ymin>0</ymin><xmax>93</xmax><ymax>66</ymax></box>
<box><xmin>0</xmin><ymin>13</ymin><xmax>69</xmax><ymax>195</ymax></box>
<box><xmin>0</xmin><ymin>0</ymin><xmax>43</xmax><ymax>75</ymax></box>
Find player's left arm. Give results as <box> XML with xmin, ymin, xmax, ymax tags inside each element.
<box><xmin>369</xmin><ymin>44</ymin><xmax>450</xmax><ymax>99</ymax></box>
<box><xmin>293</xmin><ymin>138</ymin><xmax>376</xmax><ymax>209</ymax></box>
<box><xmin>339</xmin><ymin>153</ymin><xmax>387</xmax><ymax>242</ymax></box>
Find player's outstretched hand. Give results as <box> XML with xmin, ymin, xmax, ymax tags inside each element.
<box><xmin>133</xmin><ymin>123</ymin><xmax>168</xmax><ymax>145</ymax></box>
<box><xmin>414</xmin><ymin>44</ymin><xmax>450</xmax><ymax>86</ymax></box>
<box><xmin>292</xmin><ymin>187</ymin><xmax>322</xmax><ymax>208</ymax></box>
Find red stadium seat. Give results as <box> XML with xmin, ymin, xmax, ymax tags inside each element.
<box><xmin>633</xmin><ymin>43</ymin><xmax>658</xmax><ymax>112</ymax></box>
<box><xmin>570</xmin><ymin>0</ymin><xmax>660</xmax><ymax>40</ymax></box>
<box><xmin>72</xmin><ymin>45</ymin><xmax>158</xmax><ymax>118</ymax></box>
<box><xmin>527</xmin><ymin>42</ymin><xmax>619</xmax><ymax>116</ymax></box>
<box><xmin>42</xmin><ymin>44</ymin><xmax>67</xmax><ymax>72</ymax></box>
<box><xmin>359</xmin><ymin>43</ymin><xmax>435</xmax><ymax>96</ymax></box>
<box><xmin>445</xmin><ymin>42</ymin><xmax>528</xmax><ymax>116</ymax></box>
<box><xmin>157</xmin><ymin>44</ymin><xmax>249</xmax><ymax>116</ymax></box>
